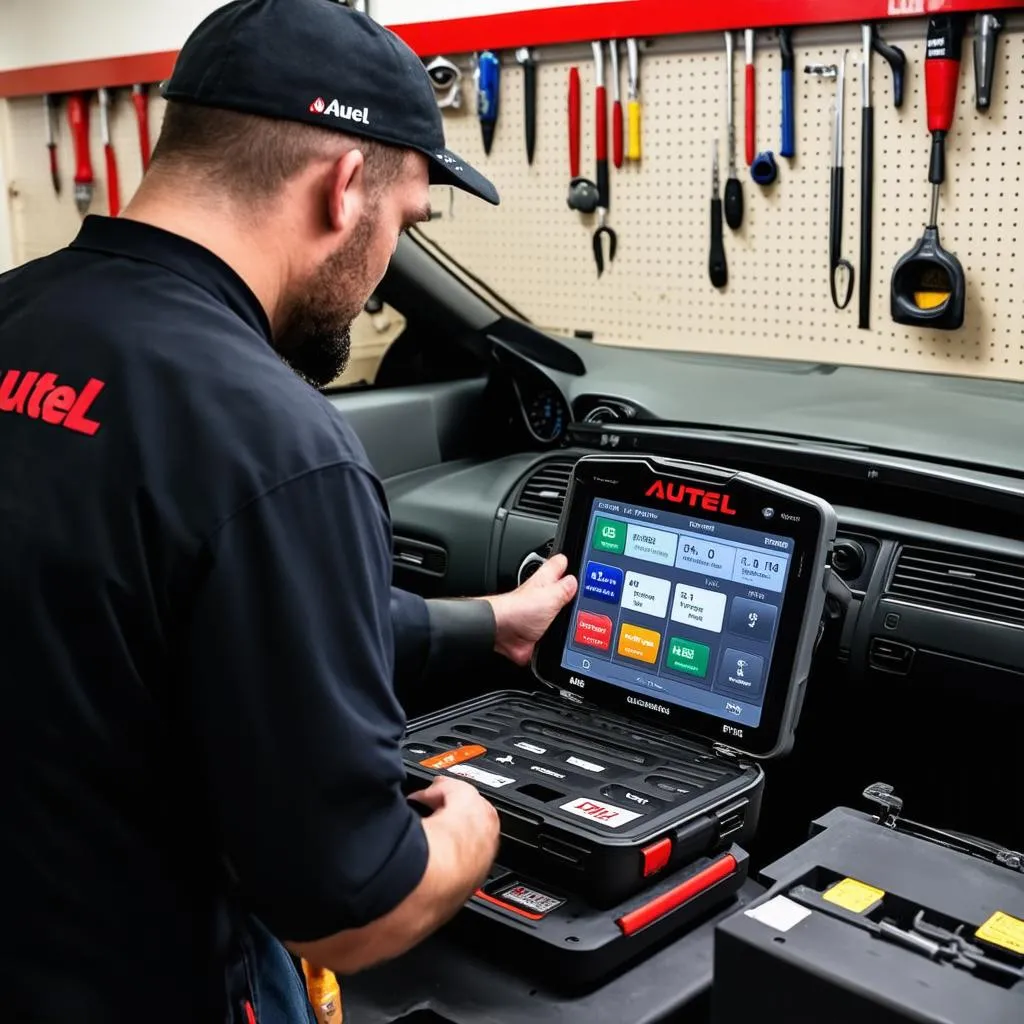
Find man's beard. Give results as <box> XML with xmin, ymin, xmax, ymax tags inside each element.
<box><xmin>273</xmin><ymin>208</ymin><xmax>376</xmax><ymax>389</ymax></box>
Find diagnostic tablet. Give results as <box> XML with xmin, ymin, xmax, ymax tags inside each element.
<box><xmin>533</xmin><ymin>455</ymin><xmax>837</xmax><ymax>758</ymax></box>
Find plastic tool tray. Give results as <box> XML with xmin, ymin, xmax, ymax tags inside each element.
<box><xmin>403</xmin><ymin>689</ymin><xmax>762</xmax><ymax>908</ymax></box>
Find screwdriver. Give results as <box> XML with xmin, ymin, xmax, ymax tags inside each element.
<box><xmin>66</xmin><ymin>93</ymin><xmax>94</xmax><ymax>216</ymax></box>
<box><xmin>42</xmin><ymin>95</ymin><xmax>60</xmax><ymax>196</ymax></box>
<box><xmin>723</xmin><ymin>32</ymin><xmax>743</xmax><ymax>230</ymax></box>
<box><xmin>709</xmin><ymin>140</ymin><xmax>727</xmax><ymax>290</ymax></box>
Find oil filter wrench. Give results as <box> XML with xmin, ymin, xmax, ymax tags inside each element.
<box><xmin>891</xmin><ymin>15</ymin><xmax>967</xmax><ymax>330</ymax></box>
<box><xmin>806</xmin><ymin>57</ymin><xmax>854</xmax><ymax>310</ymax></box>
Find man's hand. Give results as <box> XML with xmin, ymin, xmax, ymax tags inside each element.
<box><xmin>483</xmin><ymin>554</ymin><xmax>578</xmax><ymax>667</ymax></box>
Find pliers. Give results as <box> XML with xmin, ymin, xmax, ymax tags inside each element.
<box><xmin>591</xmin><ymin>40</ymin><xmax>617</xmax><ymax>277</ymax></box>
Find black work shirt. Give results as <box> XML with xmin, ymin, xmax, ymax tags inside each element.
<box><xmin>0</xmin><ymin>216</ymin><xmax>494</xmax><ymax>1022</ymax></box>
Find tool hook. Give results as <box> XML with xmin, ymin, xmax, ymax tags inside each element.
<box><xmin>593</xmin><ymin>214</ymin><xmax>618</xmax><ymax>277</ymax></box>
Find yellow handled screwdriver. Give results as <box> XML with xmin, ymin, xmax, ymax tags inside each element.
<box><xmin>626</xmin><ymin>38</ymin><xmax>641</xmax><ymax>161</ymax></box>
<box><xmin>302</xmin><ymin>960</ymin><xmax>343</xmax><ymax>1023</ymax></box>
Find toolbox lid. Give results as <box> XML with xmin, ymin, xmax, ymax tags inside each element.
<box><xmin>531</xmin><ymin>455</ymin><xmax>837</xmax><ymax>760</ymax></box>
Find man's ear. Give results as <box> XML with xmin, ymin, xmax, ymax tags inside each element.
<box><xmin>326</xmin><ymin>147</ymin><xmax>366</xmax><ymax>235</ymax></box>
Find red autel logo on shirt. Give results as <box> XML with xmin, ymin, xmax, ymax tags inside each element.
<box><xmin>0</xmin><ymin>369</ymin><xmax>105</xmax><ymax>436</ymax></box>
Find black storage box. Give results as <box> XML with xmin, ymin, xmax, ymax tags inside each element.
<box><xmin>712</xmin><ymin>806</ymin><xmax>1024</xmax><ymax>1024</ymax></box>
<box><xmin>403</xmin><ymin>690</ymin><xmax>761</xmax><ymax>907</ymax></box>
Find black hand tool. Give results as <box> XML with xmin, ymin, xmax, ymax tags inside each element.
<box><xmin>709</xmin><ymin>141</ymin><xmax>727</xmax><ymax>289</ymax></box>
<box><xmin>591</xmin><ymin>41</ymin><xmax>617</xmax><ymax>276</ymax></box>
<box><xmin>871</xmin><ymin>25</ymin><xmax>906</xmax><ymax>108</ymax></box>
<box><xmin>858</xmin><ymin>24</ymin><xmax>875</xmax><ymax>329</ymax></box>
<box><xmin>516</xmin><ymin>47</ymin><xmax>537</xmax><ymax>164</ymax></box>
<box><xmin>723</xmin><ymin>32</ymin><xmax>743</xmax><ymax>230</ymax></box>
<box><xmin>828</xmin><ymin>54</ymin><xmax>854</xmax><ymax>310</ymax></box>
<box><xmin>974</xmin><ymin>13</ymin><xmax>1003</xmax><ymax>111</ymax></box>
<box><xmin>43</xmin><ymin>94</ymin><xmax>60</xmax><ymax>196</ymax></box>
<box><xmin>806</xmin><ymin>57</ymin><xmax>854</xmax><ymax>310</ymax></box>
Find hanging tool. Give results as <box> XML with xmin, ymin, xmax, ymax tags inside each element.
<box><xmin>779</xmin><ymin>27</ymin><xmax>795</xmax><ymax>158</ymax></box>
<box><xmin>871</xmin><ymin>26</ymin><xmax>906</xmax><ymax>108</ymax></box>
<box><xmin>426</xmin><ymin>56</ymin><xmax>463</xmax><ymax>109</ymax></box>
<box><xmin>743</xmin><ymin>29</ymin><xmax>755</xmax><ymax>167</ymax></box>
<box><xmin>626</xmin><ymin>38</ymin><xmax>641</xmax><ymax>162</ymax></box>
<box><xmin>516</xmin><ymin>48</ymin><xmax>537</xmax><ymax>164</ymax></box>
<box><xmin>591</xmin><ymin>41</ymin><xmax>617</xmax><ymax>276</ymax></box>
<box><xmin>567</xmin><ymin>66</ymin><xmax>599</xmax><ymax>213</ymax></box>
<box><xmin>709</xmin><ymin>141</ymin><xmax>727</xmax><ymax>290</ymax></box>
<box><xmin>891</xmin><ymin>15</ymin><xmax>967</xmax><ymax>330</ymax></box>
<box><xmin>98</xmin><ymin>88</ymin><xmax>120</xmax><ymax>217</ymax></box>
<box><xmin>857</xmin><ymin>25</ymin><xmax>875</xmax><ymax>329</ymax></box>
<box><xmin>806</xmin><ymin>58</ymin><xmax>854</xmax><ymax>310</ymax></box>
<box><xmin>66</xmin><ymin>93</ymin><xmax>94</xmax><ymax>216</ymax></box>
<box><xmin>973</xmin><ymin>13</ymin><xmax>1003</xmax><ymax>112</ymax></box>
<box><xmin>751</xmin><ymin>151</ymin><xmax>777</xmax><ymax>186</ymax></box>
<box><xmin>42</xmin><ymin>95</ymin><xmax>60</xmax><ymax>196</ymax></box>
<box><xmin>475</xmin><ymin>50</ymin><xmax>500</xmax><ymax>155</ymax></box>
<box><xmin>723</xmin><ymin>33</ymin><xmax>743</xmax><ymax>230</ymax></box>
<box><xmin>610</xmin><ymin>41</ymin><xmax>624</xmax><ymax>169</ymax></box>
<box><xmin>131</xmin><ymin>83</ymin><xmax>152</xmax><ymax>171</ymax></box>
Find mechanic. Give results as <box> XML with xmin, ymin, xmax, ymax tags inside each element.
<box><xmin>0</xmin><ymin>1</ymin><xmax>578</xmax><ymax>1021</ymax></box>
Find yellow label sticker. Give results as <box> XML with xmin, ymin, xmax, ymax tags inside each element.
<box><xmin>822</xmin><ymin>877</ymin><xmax>886</xmax><ymax>914</ymax></box>
<box><xmin>975</xmin><ymin>911</ymin><xmax>1024</xmax><ymax>955</ymax></box>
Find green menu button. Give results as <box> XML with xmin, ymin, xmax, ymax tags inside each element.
<box><xmin>666</xmin><ymin>637</ymin><xmax>710</xmax><ymax>678</ymax></box>
<box><xmin>592</xmin><ymin>516</ymin><xmax>626</xmax><ymax>554</ymax></box>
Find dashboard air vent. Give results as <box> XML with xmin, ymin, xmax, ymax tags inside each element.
<box><xmin>888</xmin><ymin>546</ymin><xmax>1024</xmax><ymax>627</ymax></box>
<box><xmin>513</xmin><ymin>459</ymin><xmax>576</xmax><ymax>519</ymax></box>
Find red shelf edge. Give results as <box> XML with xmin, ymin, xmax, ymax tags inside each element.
<box><xmin>0</xmin><ymin>0</ymin><xmax>1015</xmax><ymax>99</ymax></box>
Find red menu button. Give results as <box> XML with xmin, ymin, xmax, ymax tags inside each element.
<box><xmin>574</xmin><ymin>610</ymin><xmax>613</xmax><ymax>651</ymax></box>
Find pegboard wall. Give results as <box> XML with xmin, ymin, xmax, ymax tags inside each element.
<box><xmin>417</xmin><ymin>16</ymin><xmax>1023</xmax><ymax>379</ymax></box>
<box><xmin>0</xmin><ymin>14</ymin><xmax>1021</xmax><ymax>380</ymax></box>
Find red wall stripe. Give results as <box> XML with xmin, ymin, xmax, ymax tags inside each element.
<box><xmin>0</xmin><ymin>0</ymin><xmax>1014</xmax><ymax>99</ymax></box>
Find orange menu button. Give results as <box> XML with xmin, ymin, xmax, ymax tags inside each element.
<box><xmin>617</xmin><ymin>623</ymin><xmax>661</xmax><ymax>665</ymax></box>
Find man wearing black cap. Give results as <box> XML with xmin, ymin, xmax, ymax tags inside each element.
<box><xmin>0</xmin><ymin>1</ymin><xmax>577</xmax><ymax>1021</ymax></box>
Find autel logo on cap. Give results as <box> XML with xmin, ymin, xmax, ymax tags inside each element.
<box><xmin>309</xmin><ymin>97</ymin><xmax>370</xmax><ymax>124</ymax></box>
<box><xmin>645</xmin><ymin>480</ymin><xmax>737</xmax><ymax>516</ymax></box>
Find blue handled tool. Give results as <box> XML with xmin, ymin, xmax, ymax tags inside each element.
<box><xmin>476</xmin><ymin>50</ymin><xmax>500</xmax><ymax>155</ymax></box>
<box><xmin>779</xmin><ymin>27</ymin><xmax>795</xmax><ymax>158</ymax></box>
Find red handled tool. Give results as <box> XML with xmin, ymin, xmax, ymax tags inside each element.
<box><xmin>569</xmin><ymin>66</ymin><xmax>580</xmax><ymax>178</ymax></box>
<box><xmin>610</xmin><ymin>40</ymin><xmax>624</xmax><ymax>168</ymax></box>
<box><xmin>43</xmin><ymin>95</ymin><xmax>60</xmax><ymax>196</ymax></box>
<box><xmin>890</xmin><ymin>15</ymin><xmax>967</xmax><ymax>330</ymax></box>
<box><xmin>98</xmin><ymin>89</ymin><xmax>120</xmax><ymax>217</ymax></box>
<box><xmin>66</xmin><ymin>93</ymin><xmax>94</xmax><ymax>215</ymax></box>
<box><xmin>567</xmin><ymin>66</ymin><xmax>598</xmax><ymax>213</ymax></box>
<box><xmin>744</xmin><ymin>29</ymin><xmax>755</xmax><ymax>166</ymax></box>
<box><xmin>132</xmin><ymin>84</ymin><xmax>151</xmax><ymax>171</ymax></box>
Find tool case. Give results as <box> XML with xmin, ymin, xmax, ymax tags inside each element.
<box><xmin>712</xmin><ymin>794</ymin><xmax>1024</xmax><ymax>1024</ymax></box>
<box><xmin>404</xmin><ymin>689</ymin><xmax>759</xmax><ymax>907</ymax></box>
<box><xmin>404</xmin><ymin>455</ymin><xmax>837</xmax><ymax>911</ymax></box>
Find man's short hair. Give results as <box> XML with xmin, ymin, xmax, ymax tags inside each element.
<box><xmin>149</xmin><ymin>101</ymin><xmax>407</xmax><ymax>201</ymax></box>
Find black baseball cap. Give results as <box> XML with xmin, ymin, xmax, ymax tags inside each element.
<box><xmin>162</xmin><ymin>0</ymin><xmax>499</xmax><ymax>205</ymax></box>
